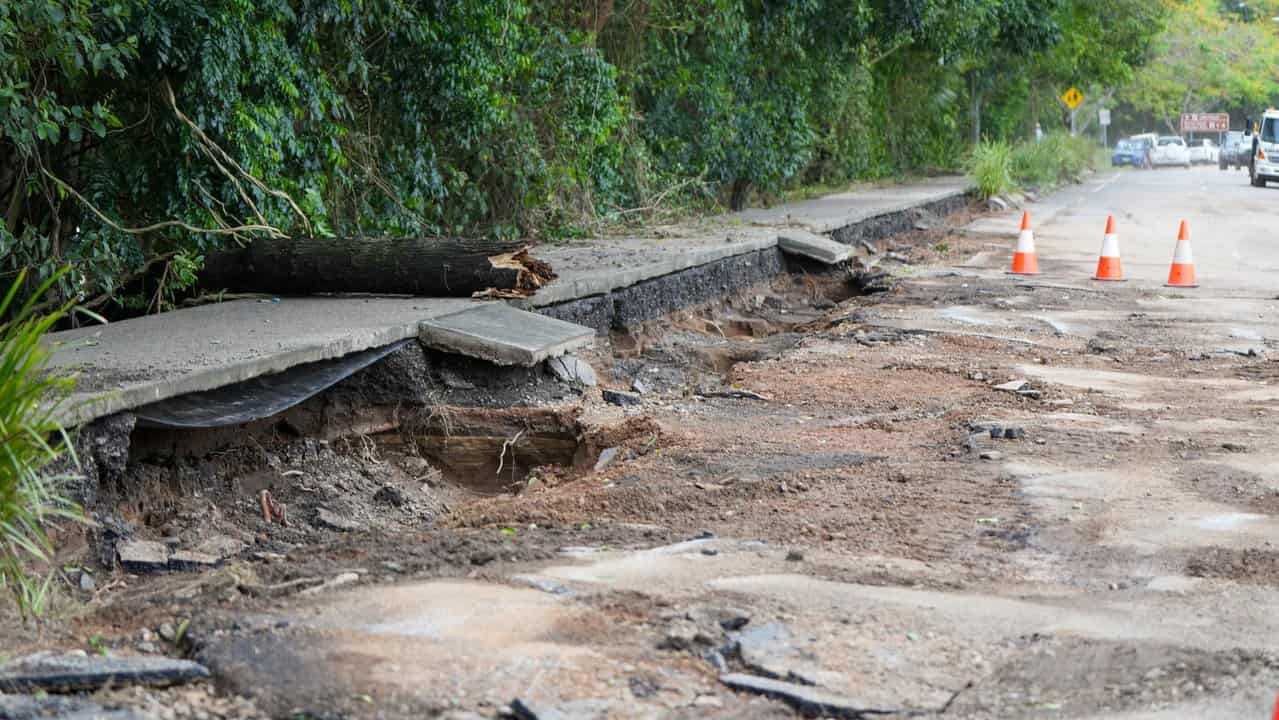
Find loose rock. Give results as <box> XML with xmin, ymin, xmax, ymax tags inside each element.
<box><xmin>0</xmin><ymin>695</ymin><xmax>144</xmax><ymax>720</ymax></box>
<box><xmin>594</xmin><ymin>447</ymin><xmax>621</xmax><ymax>472</ymax></box>
<box><xmin>372</xmin><ymin>483</ymin><xmax>408</xmax><ymax>507</ymax></box>
<box><xmin>79</xmin><ymin>572</ymin><xmax>96</xmax><ymax>592</ymax></box>
<box><xmin>547</xmin><ymin>356</ymin><xmax>598</xmax><ymax>387</ymax></box>
<box><xmin>602</xmin><ymin>389</ymin><xmax>642</xmax><ymax>407</ymax></box>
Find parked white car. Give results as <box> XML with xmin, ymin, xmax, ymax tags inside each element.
<box><xmin>1188</xmin><ymin>138</ymin><xmax>1219</xmax><ymax>164</ymax></box>
<box><xmin>1151</xmin><ymin>136</ymin><xmax>1191</xmax><ymax>168</ymax></box>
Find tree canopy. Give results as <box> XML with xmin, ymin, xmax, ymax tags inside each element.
<box><xmin>0</xmin><ymin>0</ymin><xmax>1165</xmax><ymax>313</ymax></box>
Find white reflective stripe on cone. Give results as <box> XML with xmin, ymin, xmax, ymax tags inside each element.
<box><xmin>1172</xmin><ymin>239</ymin><xmax>1193</xmax><ymax>264</ymax></box>
<box><xmin>1015</xmin><ymin>229</ymin><xmax>1036</xmax><ymax>253</ymax></box>
<box><xmin>1099</xmin><ymin>233</ymin><xmax>1120</xmax><ymax>258</ymax></box>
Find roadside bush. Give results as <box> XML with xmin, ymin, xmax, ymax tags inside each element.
<box><xmin>968</xmin><ymin>140</ymin><xmax>1016</xmax><ymax>198</ymax></box>
<box><xmin>0</xmin><ymin>271</ymin><xmax>83</xmax><ymax>618</ymax></box>
<box><xmin>1011</xmin><ymin>132</ymin><xmax>1096</xmax><ymax>190</ymax></box>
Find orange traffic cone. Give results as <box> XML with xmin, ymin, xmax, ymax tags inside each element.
<box><xmin>1093</xmin><ymin>215</ymin><xmax>1124</xmax><ymax>281</ymax></box>
<box><xmin>1008</xmin><ymin>211</ymin><xmax>1040</xmax><ymax>275</ymax></box>
<box><xmin>1165</xmin><ymin>220</ymin><xmax>1198</xmax><ymax>288</ymax></box>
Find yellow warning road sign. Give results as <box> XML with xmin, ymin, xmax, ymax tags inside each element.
<box><xmin>1061</xmin><ymin>87</ymin><xmax>1084</xmax><ymax>111</ymax></box>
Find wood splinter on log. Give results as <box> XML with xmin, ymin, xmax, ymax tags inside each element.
<box><xmin>199</xmin><ymin>237</ymin><xmax>556</xmax><ymax>298</ymax></box>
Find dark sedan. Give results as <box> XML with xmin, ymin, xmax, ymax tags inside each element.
<box><xmin>1111</xmin><ymin>138</ymin><xmax>1149</xmax><ymax>168</ymax></box>
<box><xmin>1219</xmin><ymin>130</ymin><xmax>1247</xmax><ymax>170</ymax></box>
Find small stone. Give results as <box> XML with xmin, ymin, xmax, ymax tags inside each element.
<box><xmin>701</xmin><ymin>548</ymin><xmax>719</xmax><ymax>556</ymax></box>
<box><xmin>158</xmin><ymin>623</ymin><xmax>176</xmax><ymax>642</ymax></box>
<box><xmin>603</xmin><ymin>389</ymin><xmax>642</xmax><ymax>407</ymax></box>
<box><xmin>594</xmin><ymin>447</ymin><xmax>621</xmax><ymax>472</ymax></box>
<box><xmin>660</xmin><ymin>619</ymin><xmax>702</xmax><ymax>651</ymax></box>
<box><xmin>136</xmin><ymin>641</ymin><xmax>157</xmax><ymax>654</ymax></box>
<box><xmin>988</xmin><ymin>196</ymin><xmax>1009</xmax><ymax>212</ymax></box>
<box><xmin>470</xmin><ymin>551</ymin><xmax>497</xmax><ymax>566</ymax></box>
<box><xmin>1003</xmin><ymin>426</ymin><xmax>1025</xmax><ymax>440</ymax></box>
<box><xmin>79</xmin><ymin>572</ymin><xmax>96</xmax><ymax>592</ymax></box>
<box><xmin>373</xmin><ymin>484</ymin><xmax>408</xmax><ymax>507</ymax></box>
<box><xmin>979</xmin><ymin>451</ymin><xmax>1003</xmax><ymax>461</ymax></box>
<box><xmin>547</xmin><ymin>355</ymin><xmax>598</xmax><ymax>387</ymax></box>
<box><xmin>316</xmin><ymin>508</ymin><xmax>363</xmax><ymax>532</ymax></box>
<box><xmin>993</xmin><ymin>379</ymin><xmax>1028</xmax><ymax>393</ymax></box>
<box><xmin>785</xmin><ymin>550</ymin><xmax>805</xmax><ymax>562</ymax></box>
<box><xmin>1222</xmin><ymin>442</ymin><xmax>1248</xmax><ymax>453</ymax></box>
<box><xmin>631</xmin><ymin>379</ymin><xmax>651</xmax><ymax>395</ymax></box>
<box><xmin>688</xmin><ymin>605</ymin><xmax>750</xmax><ymax>632</ymax></box>
<box><xmin>381</xmin><ymin>561</ymin><xmax>405</xmax><ymax>574</ymax></box>
<box><xmin>692</xmin><ymin>695</ymin><xmax>723</xmax><ymax>708</ymax></box>
<box><xmin>988</xmin><ymin>425</ymin><xmax>1003</xmax><ymax>439</ymax></box>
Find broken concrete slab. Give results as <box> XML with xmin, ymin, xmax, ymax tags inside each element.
<box><xmin>0</xmin><ymin>653</ymin><xmax>210</xmax><ymax>693</ymax></box>
<box><xmin>0</xmin><ymin>695</ymin><xmax>145</xmax><ymax>720</ymax></box>
<box><xmin>719</xmin><ymin>673</ymin><xmax>893</xmax><ymax>718</ymax></box>
<box><xmin>116</xmin><ymin>540</ymin><xmax>170</xmax><ymax>573</ymax></box>
<box><xmin>547</xmin><ymin>355</ymin><xmax>597</xmax><ymax>386</ymax></box>
<box><xmin>418</xmin><ymin>303</ymin><xmax>593</xmax><ymax>367</ymax></box>
<box><xmin>168</xmin><ymin>550</ymin><xmax>221</xmax><ymax>571</ymax></box>
<box><xmin>777</xmin><ymin>229</ymin><xmax>854</xmax><ymax>265</ymax></box>
<box><xmin>46</xmin><ymin>297</ymin><xmax>476</xmax><ymax>427</ymax></box>
<box><xmin>993</xmin><ymin>379</ymin><xmax>1029</xmax><ymax>393</ymax></box>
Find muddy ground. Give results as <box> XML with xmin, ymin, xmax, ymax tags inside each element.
<box><xmin>5</xmin><ymin>203</ymin><xmax>1279</xmax><ymax>719</ymax></box>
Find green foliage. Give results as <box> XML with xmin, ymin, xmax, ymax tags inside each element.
<box><xmin>0</xmin><ymin>269</ymin><xmax>83</xmax><ymax>618</ymax></box>
<box><xmin>1011</xmin><ymin>132</ymin><xmax>1095</xmax><ymax>190</ymax></box>
<box><xmin>0</xmin><ymin>0</ymin><xmax>1165</xmax><ymax>311</ymax></box>
<box><xmin>1121</xmin><ymin>0</ymin><xmax>1277</xmax><ymax>135</ymax></box>
<box><xmin>968</xmin><ymin>141</ymin><xmax>1016</xmax><ymax>198</ymax></box>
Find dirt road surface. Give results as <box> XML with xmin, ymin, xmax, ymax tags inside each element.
<box><xmin>11</xmin><ymin>166</ymin><xmax>1279</xmax><ymax>719</ymax></box>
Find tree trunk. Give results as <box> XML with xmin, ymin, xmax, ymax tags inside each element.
<box><xmin>969</xmin><ymin>72</ymin><xmax>982</xmax><ymax>144</ymax></box>
<box><xmin>200</xmin><ymin>237</ymin><xmax>556</xmax><ymax>297</ymax></box>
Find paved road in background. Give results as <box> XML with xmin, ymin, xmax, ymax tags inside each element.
<box><xmin>1014</xmin><ymin>165</ymin><xmax>1279</xmax><ymax>295</ymax></box>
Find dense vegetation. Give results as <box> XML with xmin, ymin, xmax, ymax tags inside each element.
<box><xmin>1</xmin><ymin>0</ymin><xmax>1167</xmax><ymax>312</ymax></box>
<box><xmin>1120</xmin><ymin>0</ymin><xmax>1279</xmax><ymax>137</ymax></box>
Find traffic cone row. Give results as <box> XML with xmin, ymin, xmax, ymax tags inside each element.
<box><xmin>1009</xmin><ymin>211</ymin><xmax>1198</xmax><ymax>287</ymax></box>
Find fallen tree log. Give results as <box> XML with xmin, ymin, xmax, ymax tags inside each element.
<box><xmin>199</xmin><ymin>237</ymin><xmax>555</xmax><ymax>297</ymax></box>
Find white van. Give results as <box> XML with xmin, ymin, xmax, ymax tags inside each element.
<box><xmin>1250</xmin><ymin>109</ymin><xmax>1279</xmax><ymax>187</ymax></box>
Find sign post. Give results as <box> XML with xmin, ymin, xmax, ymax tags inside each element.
<box><xmin>1061</xmin><ymin>87</ymin><xmax>1085</xmax><ymax>135</ymax></box>
<box><xmin>1099</xmin><ymin>108</ymin><xmax>1111</xmax><ymax>148</ymax></box>
<box><xmin>1179</xmin><ymin>113</ymin><xmax>1230</xmax><ymax>133</ymax></box>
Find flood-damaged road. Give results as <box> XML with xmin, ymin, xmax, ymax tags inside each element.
<box><xmin>15</xmin><ymin>166</ymin><xmax>1279</xmax><ymax>719</ymax></box>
